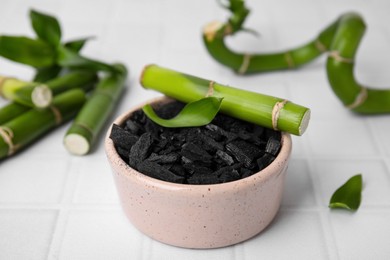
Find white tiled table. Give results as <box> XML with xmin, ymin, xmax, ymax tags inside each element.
<box><xmin>1</xmin><ymin>0</ymin><xmax>390</xmax><ymax>259</ymax></box>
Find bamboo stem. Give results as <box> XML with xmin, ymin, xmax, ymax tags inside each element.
<box><xmin>326</xmin><ymin>13</ymin><xmax>390</xmax><ymax>113</ymax></box>
<box><xmin>140</xmin><ymin>64</ymin><xmax>310</xmax><ymax>136</ymax></box>
<box><xmin>204</xmin><ymin>1</ymin><xmax>390</xmax><ymax>114</ymax></box>
<box><xmin>0</xmin><ymin>89</ymin><xmax>86</xmax><ymax>159</ymax></box>
<box><xmin>202</xmin><ymin>9</ymin><xmax>338</xmax><ymax>74</ymax></box>
<box><xmin>0</xmin><ymin>103</ymin><xmax>30</xmax><ymax>125</ymax></box>
<box><xmin>0</xmin><ymin>71</ymin><xmax>97</xmax><ymax>108</ymax></box>
<box><xmin>64</xmin><ymin>64</ymin><xmax>128</xmax><ymax>155</ymax></box>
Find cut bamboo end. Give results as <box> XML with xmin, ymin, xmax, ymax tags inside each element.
<box><xmin>64</xmin><ymin>133</ymin><xmax>90</xmax><ymax>155</ymax></box>
<box><xmin>298</xmin><ymin>109</ymin><xmax>311</xmax><ymax>136</ymax></box>
<box><xmin>32</xmin><ymin>85</ymin><xmax>52</xmax><ymax>108</ymax></box>
<box><xmin>203</xmin><ymin>21</ymin><xmax>224</xmax><ymax>42</ymax></box>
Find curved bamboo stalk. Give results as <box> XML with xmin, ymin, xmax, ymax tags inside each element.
<box><xmin>203</xmin><ymin>1</ymin><xmax>390</xmax><ymax>113</ymax></box>
<box><xmin>140</xmin><ymin>64</ymin><xmax>310</xmax><ymax>136</ymax></box>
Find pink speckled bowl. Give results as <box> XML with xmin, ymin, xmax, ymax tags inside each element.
<box><xmin>105</xmin><ymin>96</ymin><xmax>292</xmax><ymax>249</ymax></box>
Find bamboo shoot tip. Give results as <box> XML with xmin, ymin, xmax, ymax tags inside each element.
<box><xmin>64</xmin><ymin>133</ymin><xmax>90</xmax><ymax>156</ymax></box>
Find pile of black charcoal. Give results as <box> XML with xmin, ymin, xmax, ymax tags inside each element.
<box><xmin>110</xmin><ymin>101</ymin><xmax>282</xmax><ymax>185</ymax></box>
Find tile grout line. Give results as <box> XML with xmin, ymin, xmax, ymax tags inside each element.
<box><xmin>300</xmin><ymin>125</ymin><xmax>340</xmax><ymax>260</ymax></box>
<box><xmin>46</xmin><ymin>157</ymin><xmax>81</xmax><ymax>260</ymax></box>
<box><xmin>365</xmin><ymin>118</ymin><xmax>390</xmax><ymax>183</ymax></box>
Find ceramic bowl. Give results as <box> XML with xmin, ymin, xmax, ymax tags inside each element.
<box><xmin>104</xmin><ymin>96</ymin><xmax>292</xmax><ymax>249</ymax></box>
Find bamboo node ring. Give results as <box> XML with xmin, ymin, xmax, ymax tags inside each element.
<box><xmin>50</xmin><ymin>106</ymin><xmax>63</xmax><ymax>125</ymax></box>
<box><xmin>238</xmin><ymin>54</ymin><xmax>251</xmax><ymax>75</ymax></box>
<box><xmin>328</xmin><ymin>51</ymin><xmax>354</xmax><ymax>63</ymax></box>
<box><xmin>206</xmin><ymin>81</ymin><xmax>215</xmax><ymax>97</ymax></box>
<box><xmin>0</xmin><ymin>126</ymin><xmax>16</xmax><ymax>155</ymax></box>
<box><xmin>315</xmin><ymin>39</ymin><xmax>327</xmax><ymax>52</ymax></box>
<box><xmin>285</xmin><ymin>52</ymin><xmax>295</xmax><ymax>69</ymax></box>
<box><xmin>346</xmin><ymin>87</ymin><xmax>368</xmax><ymax>109</ymax></box>
<box><xmin>272</xmin><ymin>100</ymin><xmax>288</xmax><ymax>130</ymax></box>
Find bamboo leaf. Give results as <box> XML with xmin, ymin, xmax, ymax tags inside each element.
<box><xmin>142</xmin><ymin>97</ymin><xmax>223</xmax><ymax>128</ymax></box>
<box><xmin>57</xmin><ymin>45</ymin><xmax>115</xmax><ymax>72</ymax></box>
<box><xmin>329</xmin><ymin>174</ymin><xmax>363</xmax><ymax>211</ymax></box>
<box><xmin>0</xmin><ymin>36</ymin><xmax>55</xmax><ymax>67</ymax></box>
<box><xmin>33</xmin><ymin>66</ymin><xmax>62</xmax><ymax>82</ymax></box>
<box><xmin>64</xmin><ymin>37</ymin><xmax>93</xmax><ymax>52</ymax></box>
<box><xmin>30</xmin><ymin>9</ymin><xmax>61</xmax><ymax>46</ymax></box>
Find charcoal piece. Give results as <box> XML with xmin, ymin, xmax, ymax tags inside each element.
<box><xmin>137</xmin><ymin>161</ymin><xmax>184</xmax><ymax>184</ymax></box>
<box><xmin>183</xmin><ymin>163</ymin><xmax>213</xmax><ymax>176</ymax></box>
<box><xmin>199</xmin><ymin>133</ymin><xmax>224</xmax><ymax>152</ymax></box>
<box><xmin>109</xmin><ymin>124</ymin><xmax>138</xmax><ymax>150</ymax></box>
<box><xmin>172</xmin><ymin>133</ymin><xmax>186</xmax><ymax>147</ymax></box>
<box><xmin>152</xmin><ymin>138</ymin><xmax>169</xmax><ymax>153</ymax></box>
<box><xmin>203</xmin><ymin>127</ymin><xmax>223</xmax><ymax>141</ymax></box>
<box><xmin>131</xmin><ymin>109</ymin><xmax>147</xmax><ymax>124</ymax></box>
<box><xmin>155</xmin><ymin>101</ymin><xmax>185</xmax><ymax>119</ymax></box>
<box><xmin>181</xmin><ymin>143</ymin><xmax>212</xmax><ymax>163</ymax></box>
<box><xmin>181</xmin><ymin>156</ymin><xmax>193</xmax><ymax>165</ymax></box>
<box><xmin>185</xmin><ymin>128</ymin><xmax>202</xmax><ymax>144</ymax></box>
<box><xmin>205</xmin><ymin>124</ymin><xmax>237</xmax><ymax>142</ymax></box>
<box><xmin>147</xmin><ymin>152</ymin><xmax>179</xmax><ymax>164</ymax></box>
<box><xmin>115</xmin><ymin>146</ymin><xmax>129</xmax><ymax>161</ymax></box>
<box><xmin>240</xmin><ymin>168</ymin><xmax>253</xmax><ymax>179</ymax></box>
<box><xmin>144</xmin><ymin>119</ymin><xmax>161</xmax><ymax>137</ymax></box>
<box><xmin>215</xmin><ymin>150</ymin><xmax>234</xmax><ymax>165</ymax></box>
<box><xmin>237</xmin><ymin>130</ymin><xmax>252</xmax><ymax>140</ymax></box>
<box><xmin>256</xmin><ymin>153</ymin><xmax>275</xmax><ymax>170</ymax></box>
<box><xmin>158</xmin><ymin>145</ymin><xmax>177</xmax><ymax>156</ymax></box>
<box><xmin>187</xmin><ymin>173</ymin><xmax>220</xmax><ymax>185</ymax></box>
<box><xmin>265</xmin><ymin>128</ymin><xmax>281</xmax><ymax>141</ymax></box>
<box><xmin>170</xmin><ymin>164</ymin><xmax>187</xmax><ymax>177</ymax></box>
<box><xmin>129</xmin><ymin>132</ymin><xmax>153</xmax><ymax>168</ymax></box>
<box><xmin>219</xmin><ymin>169</ymin><xmax>240</xmax><ymax>183</ymax></box>
<box><xmin>265</xmin><ymin>137</ymin><xmax>281</xmax><ymax>156</ymax></box>
<box><xmin>225</xmin><ymin>140</ymin><xmax>261</xmax><ymax>167</ymax></box>
<box><xmin>125</xmin><ymin>120</ymin><xmax>141</xmax><ymax>135</ymax></box>
<box><xmin>252</xmin><ymin>125</ymin><xmax>265</xmax><ymax>137</ymax></box>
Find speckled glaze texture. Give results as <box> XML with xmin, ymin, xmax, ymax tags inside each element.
<box><xmin>105</xmin><ymin>96</ymin><xmax>292</xmax><ymax>249</ymax></box>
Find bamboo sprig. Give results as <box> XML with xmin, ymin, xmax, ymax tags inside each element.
<box><xmin>0</xmin><ymin>71</ymin><xmax>97</xmax><ymax>108</ymax></box>
<box><xmin>203</xmin><ymin>1</ymin><xmax>390</xmax><ymax>114</ymax></box>
<box><xmin>140</xmin><ymin>64</ymin><xmax>310</xmax><ymax>136</ymax></box>
<box><xmin>326</xmin><ymin>13</ymin><xmax>390</xmax><ymax>114</ymax></box>
<box><xmin>203</xmin><ymin>0</ymin><xmax>337</xmax><ymax>74</ymax></box>
<box><xmin>64</xmin><ymin>64</ymin><xmax>128</xmax><ymax>155</ymax></box>
<box><xmin>0</xmin><ymin>89</ymin><xmax>86</xmax><ymax>160</ymax></box>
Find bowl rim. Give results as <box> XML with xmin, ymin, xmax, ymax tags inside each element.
<box><xmin>105</xmin><ymin>95</ymin><xmax>292</xmax><ymax>194</ymax></box>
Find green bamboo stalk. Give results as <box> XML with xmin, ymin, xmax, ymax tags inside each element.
<box><xmin>140</xmin><ymin>64</ymin><xmax>310</xmax><ymax>136</ymax></box>
<box><xmin>0</xmin><ymin>89</ymin><xmax>86</xmax><ymax>160</ymax></box>
<box><xmin>203</xmin><ymin>1</ymin><xmax>339</xmax><ymax>74</ymax></box>
<box><xmin>326</xmin><ymin>13</ymin><xmax>390</xmax><ymax>113</ymax></box>
<box><xmin>0</xmin><ymin>103</ymin><xmax>30</xmax><ymax>125</ymax></box>
<box><xmin>0</xmin><ymin>71</ymin><xmax>97</xmax><ymax>108</ymax></box>
<box><xmin>64</xmin><ymin>64</ymin><xmax>128</xmax><ymax>155</ymax></box>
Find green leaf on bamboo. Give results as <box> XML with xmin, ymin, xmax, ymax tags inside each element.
<box><xmin>64</xmin><ymin>37</ymin><xmax>92</xmax><ymax>52</ymax></box>
<box><xmin>30</xmin><ymin>9</ymin><xmax>62</xmax><ymax>46</ymax></box>
<box><xmin>0</xmin><ymin>36</ymin><xmax>55</xmax><ymax>67</ymax></box>
<box><xmin>56</xmin><ymin>45</ymin><xmax>115</xmax><ymax>72</ymax></box>
<box><xmin>329</xmin><ymin>174</ymin><xmax>363</xmax><ymax>211</ymax></box>
<box><xmin>143</xmin><ymin>97</ymin><xmax>223</xmax><ymax>128</ymax></box>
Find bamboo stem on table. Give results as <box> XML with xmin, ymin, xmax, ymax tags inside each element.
<box><xmin>140</xmin><ymin>64</ymin><xmax>310</xmax><ymax>136</ymax></box>
<box><xmin>0</xmin><ymin>71</ymin><xmax>97</xmax><ymax>108</ymax></box>
<box><xmin>64</xmin><ymin>64</ymin><xmax>128</xmax><ymax>155</ymax></box>
<box><xmin>0</xmin><ymin>89</ymin><xmax>86</xmax><ymax>160</ymax></box>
